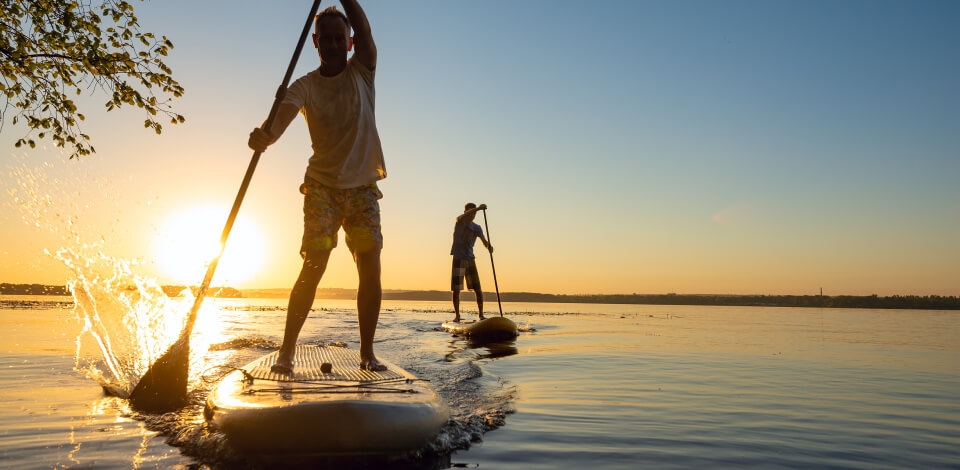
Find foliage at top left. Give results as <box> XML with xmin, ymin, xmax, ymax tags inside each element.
<box><xmin>1</xmin><ymin>0</ymin><xmax>185</xmax><ymax>158</ymax></box>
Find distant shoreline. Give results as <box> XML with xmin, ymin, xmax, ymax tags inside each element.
<box><xmin>2</xmin><ymin>283</ymin><xmax>958</xmax><ymax>310</ymax></box>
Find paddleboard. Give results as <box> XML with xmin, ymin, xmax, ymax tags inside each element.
<box><xmin>441</xmin><ymin>316</ymin><xmax>518</xmax><ymax>342</ymax></box>
<box><xmin>204</xmin><ymin>344</ymin><xmax>448</xmax><ymax>456</ymax></box>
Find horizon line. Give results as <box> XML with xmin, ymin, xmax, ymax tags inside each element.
<box><xmin>1</xmin><ymin>282</ymin><xmax>957</xmax><ymax>299</ymax></box>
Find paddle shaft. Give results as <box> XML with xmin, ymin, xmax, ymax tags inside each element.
<box><xmin>183</xmin><ymin>0</ymin><xmax>321</xmax><ymax>334</ymax></box>
<box><xmin>481</xmin><ymin>209</ymin><xmax>503</xmax><ymax>316</ymax></box>
<box><xmin>130</xmin><ymin>0</ymin><xmax>322</xmax><ymax>412</ymax></box>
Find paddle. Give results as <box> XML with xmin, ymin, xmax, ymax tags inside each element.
<box><xmin>481</xmin><ymin>209</ymin><xmax>503</xmax><ymax>316</ymax></box>
<box><xmin>128</xmin><ymin>0</ymin><xmax>323</xmax><ymax>413</ymax></box>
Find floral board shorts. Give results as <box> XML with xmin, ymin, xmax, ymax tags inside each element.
<box><xmin>299</xmin><ymin>180</ymin><xmax>383</xmax><ymax>258</ymax></box>
<box><xmin>451</xmin><ymin>258</ymin><xmax>481</xmax><ymax>292</ymax></box>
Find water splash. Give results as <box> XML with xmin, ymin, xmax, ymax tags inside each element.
<box><xmin>5</xmin><ymin>154</ymin><xmax>217</xmax><ymax>397</ymax></box>
<box><xmin>60</xmin><ymin>247</ymin><xmax>188</xmax><ymax>395</ymax></box>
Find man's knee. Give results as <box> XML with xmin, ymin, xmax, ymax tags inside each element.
<box><xmin>354</xmin><ymin>249</ymin><xmax>381</xmax><ymax>277</ymax></box>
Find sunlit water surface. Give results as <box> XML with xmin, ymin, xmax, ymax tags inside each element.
<box><xmin>1</xmin><ymin>295</ymin><xmax>957</xmax><ymax>469</ymax></box>
<box><xmin>8</xmin><ymin>137</ymin><xmax>956</xmax><ymax>468</ymax></box>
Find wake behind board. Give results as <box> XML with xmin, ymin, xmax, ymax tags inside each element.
<box><xmin>204</xmin><ymin>345</ymin><xmax>448</xmax><ymax>456</ymax></box>
<box><xmin>441</xmin><ymin>316</ymin><xmax>518</xmax><ymax>342</ymax></box>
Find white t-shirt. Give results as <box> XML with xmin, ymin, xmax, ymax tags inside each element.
<box><xmin>283</xmin><ymin>59</ymin><xmax>386</xmax><ymax>189</ymax></box>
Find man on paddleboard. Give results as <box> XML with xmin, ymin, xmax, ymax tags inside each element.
<box><xmin>450</xmin><ymin>203</ymin><xmax>492</xmax><ymax>322</ymax></box>
<box><xmin>248</xmin><ymin>0</ymin><xmax>387</xmax><ymax>373</ymax></box>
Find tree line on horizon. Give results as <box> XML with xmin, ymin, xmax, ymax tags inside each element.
<box><xmin>2</xmin><ymin>283</ymin><xmax>958</xmax><ymax>310</ymax></box>
<box><xmin>383</xmin><ymin>290</ymin><xmax>960</xmax><ymax>310</ymax></box>
<box><xmin>0</xmin><ymin>283</ymin><xmax>242</xmax><ymax>298</ymax></box>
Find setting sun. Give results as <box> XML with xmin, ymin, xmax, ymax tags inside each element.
<box><xmin>154</xmin><ymin>205</ymin><xmax>266</xmax><ymax>286</ymax></box>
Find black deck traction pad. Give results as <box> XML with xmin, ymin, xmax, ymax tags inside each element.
<box><xmin>244</xmin><ymin>345</ymin><xmax>406</xmax><ymax>383</ymax></box>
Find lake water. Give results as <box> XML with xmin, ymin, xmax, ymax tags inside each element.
<box><xmin>1</xmin><ymin>295</ymin><xmax>958</xmax><ymax>469</ymax></box>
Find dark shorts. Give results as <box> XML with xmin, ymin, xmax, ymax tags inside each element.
<box><xmin>451</xmin><ymin>258</ymin><xmax>481</xmax><ymax>292</ymax></box>
<box><xmin>299</xmin><ymin>180</ymin><xmax>383</xmax><ymax>258</ymax></box>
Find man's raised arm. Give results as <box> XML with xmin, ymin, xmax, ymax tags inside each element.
<box><xmin>341</xmin><ymin>0</ymin><xmax>376</xmax><ymax>71</ymax></box>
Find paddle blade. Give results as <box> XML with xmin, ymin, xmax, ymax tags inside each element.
<box><xmin>128</xmin><ymin>338</ymin><xmax>190</xmax><ymax>412</ymax></box>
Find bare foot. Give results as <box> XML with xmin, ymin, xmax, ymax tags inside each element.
<box><xmin>270</xmin><ymin>351</ymin><xmax>294</xmax><ymax>375</ymax></box>
<box><xmin>270</xmin><ymin>361</ymin><xmax>293</xmax><ymax>375</ymax></box>
<box><xmin>479</xmin><ymin>314</ymin><xmax>486</xmax><ymax>320</ymax></box>
<box><xmin>359</xmin><ymin>356</ymin><xmax>387</xmax><ymax>372</ymax></box>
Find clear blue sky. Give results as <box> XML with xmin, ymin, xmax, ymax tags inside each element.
<box><xmin>2</xmin><ymin>0</ymin><xmax>958</xmax><ymax>295</ymax></box>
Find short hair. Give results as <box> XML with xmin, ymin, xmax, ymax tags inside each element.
<box><xmin>464</xmin><ymin>203</ymin><xmax>477</xmax><ymax>212</ymax></box>
<box><xmin>315</xmin><ymin>6</ymin><xmax>350</xmax><ymax>32</ymax></box>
